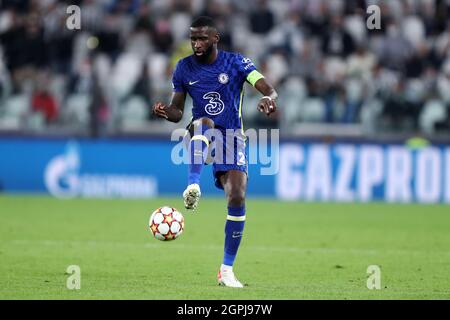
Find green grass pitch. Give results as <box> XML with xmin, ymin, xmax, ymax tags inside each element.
<box><xmin>0</xmin><ymin>195</ymin><xmax>449</xmax><ymax>300</ymax></box>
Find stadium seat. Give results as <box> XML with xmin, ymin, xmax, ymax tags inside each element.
<box><xmin>299</xmin><ymin>98</ymin><xmax>326</xmax><ymax>122</ymax></box>
<box><xmin>63</xmin><ymin>94</ymin><xmax>91</xmax><ymax>126</ymax></box>
<box><xmin>360</xmin><ymin>98</ymin><xmax>384</xmax><ymax>134</ymax></box>
<box><xmin>419</xmin><ymin>99</ymin><xmax>447</xmax><ymax>134</ymax></box>
<box><xmin>93</xmin><ymin>54</ymin><xmax>112</xmax><ymax>90</ymax></box>
<box><xmin>282</xmin><ymin>77</ymin><xmax>307</xmax><ymax>125</ymax></box>
<box><xmin>49</xmin><ymin>75</ymin><xmax>66</xmax><ymax>106</ymax></box>
<box><xmin>170</xmin><ymin>13</ymin><xmax>191</xmax><ymax>43</ymax></box>
<box><xmin>26</xmin><ymin>112</ymin><xmax>45</xmax><ymax>131</ymax></box>
<box><xmin>120</xmin><ymin>96</ymin><xmax>149</xmax><ymax>130</ymax></box>
<box><xmin>0</xmin><ymin>94</ymin><xmax>29</xmax><ymax>129</ymax></box>
<box><xmin>241</xmin><ymin>92</ymin><xmax>259</xmax><ymax>122</ymax></box>
<box><xmin>0</xmin><ymin>115</ymin><xmax>21</xmax><ymax>130</ymax></box>
<box><xmin>112</xmin><ymin>53</ymin><xmax>142</xmax><ymax>99</ymax></box>
<box><xmin>4</xmin><ymin>94</ymin><xmax>29</xmax><ymax>117</ymax></box>
<box><xmin>148</xmin><ymin>54</ymin><xmax>169</xmax><ymax>92</ymax></box>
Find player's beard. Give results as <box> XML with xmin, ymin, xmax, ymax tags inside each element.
<box><xmin>195</xmin><ymin>44</ymin><xmax>215</xmax><ymax>63</ymax></box>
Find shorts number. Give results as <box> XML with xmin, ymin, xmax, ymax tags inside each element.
<box><xmin>237</xmin><ymin>151</ymin><xmax>246</xmax><ymax>165</ymax></box>
<box><xmin>203</xmin><ymin>92</ymin><xmax>225</xmax><ymax>116</ymax></box>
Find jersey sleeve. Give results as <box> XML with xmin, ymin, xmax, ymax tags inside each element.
<box><xmin>235</xmin><ymin>53</ymin><xmax>265</xmax><ymax>87</ymax></box>
<box><xmin>171</xmin><ymin>61</ymin><xmax>185</xmax><ymax>92</ymax></box>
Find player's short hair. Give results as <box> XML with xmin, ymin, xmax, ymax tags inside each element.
<box><xmin>190</xmin><ymin>16</ymin><xmax>217</xmax><ymax>30</ymax></box>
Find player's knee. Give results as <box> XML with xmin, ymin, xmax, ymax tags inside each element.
<box><xmin>190</xmin><ymin>118</ymin><xmax>214</xmax><ymax>138</ymax></box>
<box><xmin>227</xmin><ymin>189</ymin><xmax>245</xmax><ymax>207</ymax></box>
<box><xmin>193</xmin><ymin>117</ymin><xmax>214</xmax><ymax>129</ymax></box>
<box><xmin>193</xmin><ymin>118</ymin><xmax>214</xmax><ymax>128</ymax></box>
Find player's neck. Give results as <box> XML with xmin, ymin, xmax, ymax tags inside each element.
<box><xmin>195</xmin><ymin>48</ymin><xmax>219</xmax><ymax>65</ymax></box>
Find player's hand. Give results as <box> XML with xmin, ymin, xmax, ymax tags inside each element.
<box><xmin>152</xmin><ymin>102</ymin><xmax>169</xmax><ymax>119</ymax></box>
<box><xmin>257</xmin><ymin>97</ymin><xmax>277</xmax><ymax>116</ymax></box>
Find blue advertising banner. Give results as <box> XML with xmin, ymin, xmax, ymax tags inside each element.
<box><xmin>0</xmin><ymin>138</ymin><xmax>449</xmax><ymax>203</ymax></box>
<box><xmin>0</xmin><ymin>138</ymin><xmax>275</xmax><ymax>198</ymax></box>
<box><xmin>276</xmin><ymin>143</ymin><xmax>450</xmax><ymax>203</ymax></box>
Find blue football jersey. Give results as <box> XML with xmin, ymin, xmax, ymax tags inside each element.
<box><xmin>172</xmin><ymin>50</ymin><xmax>259</xmax><ymax>130</ymax></box>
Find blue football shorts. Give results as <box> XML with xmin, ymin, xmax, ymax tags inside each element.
<box><xmin>209</xmin><ymin>127</ymin><xmax>248</xmax><ymax>190</ymax></box>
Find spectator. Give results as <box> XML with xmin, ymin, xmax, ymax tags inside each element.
<box><xmin>89</xmin><ymin>73</ymin><xmax>109</xmax><ymax>138</ymax></box>
<box><xmin>0</xmin><ymin>0</ymin><xmax>449</xmax><ymax>136</ymax></box>
<box><xmin>377</xmin><ymin>20</ymin><xmax>413</xmax><ymax>71</ymax></box>
<box><xmin>249</xmin><ymin>0</ymin><xmax>275</xmax><ymax>34</ymax></box>
<box><xmin>31</xmin><ymin>89</ymin><xmax>58</xmax><ymax>123</ymax></box>
<box><xmin>321</xmin><ymin>14</ymin><xmax>355</xmax><ymax>58</ymax></box>
<box><xmin>151</xmin><ymin>18</ymin><xmax>174</xmax><ymax>53</ymax></box>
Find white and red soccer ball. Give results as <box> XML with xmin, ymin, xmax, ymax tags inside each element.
<box><xmin>149</xmin><ymin>206</ymin><xmax>184</xmax><ymax>241</ymax></box>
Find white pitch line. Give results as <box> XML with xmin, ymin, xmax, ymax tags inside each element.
<box><xmin>4</xmin><ymin>239</ymin><xmax>450</xmax><ymax>256</ymax></box>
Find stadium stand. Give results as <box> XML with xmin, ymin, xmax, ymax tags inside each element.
<box><xmin>0</xmin><ymin>0</ymin><xmax>450</xmax><ymax>138</ymax></box>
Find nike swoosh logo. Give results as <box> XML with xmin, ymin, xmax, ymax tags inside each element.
<box><xmin>189</xmin><ymin>80</ymin><xmax>200</xmax><ymax>85</ymax></box>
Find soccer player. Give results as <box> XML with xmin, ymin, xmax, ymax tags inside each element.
<box><xmin>152</xmin><ymin>16</ymin><xmax>278</xmax><ymax>288</ymax></box>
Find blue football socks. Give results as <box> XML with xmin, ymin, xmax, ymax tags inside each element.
<box><xmin>223</xmin><ymin>206</ymin><xmax>246</xmax><ymax>267</ymax></box>
<box><xmin>188</xmin><ymin>125</ymin><xmax>209</xmax><ymax>185</ymax></box>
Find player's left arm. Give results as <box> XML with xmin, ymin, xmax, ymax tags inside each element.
<box><xmin>245</xmin><ymin>68</ymin><xmax>278</xmax><ymax>117</ymax></box>
<box><xmin>253</xmin><ymin>77</ymin><xmax>278</xmax><ymax>116</ymax></box>
<box><xmin>238</xmin><ymin>55</ymin><xmax>278</xmax><ymax>116</ymax></box>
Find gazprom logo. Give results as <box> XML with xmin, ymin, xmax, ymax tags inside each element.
<box><xmin>44</xmin><ymin>142</ymin><xmax>80</xmax><ymax>198</ymax></box>
<box><xmin>44</xmin><ymin>141</ymin><xmax>157</xmax><ymax>198</ymax></box>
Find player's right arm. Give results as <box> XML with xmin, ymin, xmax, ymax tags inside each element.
<box><xmin>152</xmin><ymin>91</ymin><xmax>186</xmax><ymax>123</ymax></box>
<box><xmin>152</xmin><ymin>60</ymin><xmax>186</xmax><ymax>123</ymax></box>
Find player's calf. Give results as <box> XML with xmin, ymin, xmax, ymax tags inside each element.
<box><xmin>187</xmin><ymin>117</ymin><xmax>214</xmax><ymax>185</ymax></box>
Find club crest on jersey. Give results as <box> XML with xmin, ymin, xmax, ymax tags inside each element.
<box><xmin>218</xmin><ymin>73</ymin><xmax>229</xmax><ymax>84</ymax></box>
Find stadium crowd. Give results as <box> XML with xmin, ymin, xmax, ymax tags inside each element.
<box><xmin>1</xmin><ymin>0</ymin><xmax>450</xmax><ymax>137</ymax></box>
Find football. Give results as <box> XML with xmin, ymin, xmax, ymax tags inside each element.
<box><xmin>149</xmin><ymin>206</ymin><xmax>184</xmax><ymax>241</ymax></box>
